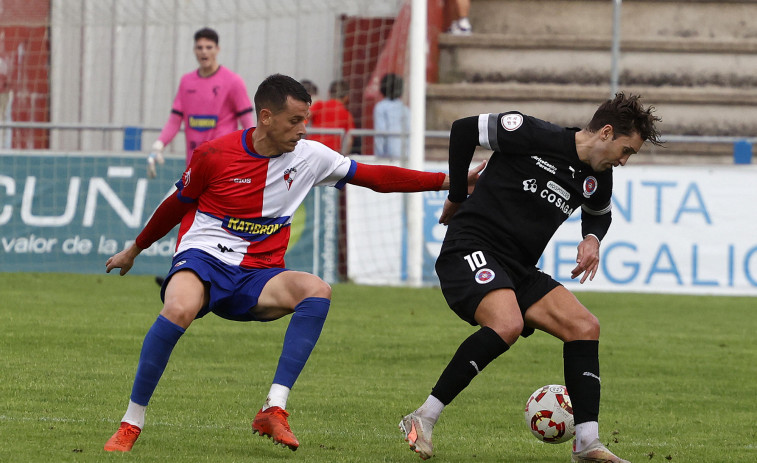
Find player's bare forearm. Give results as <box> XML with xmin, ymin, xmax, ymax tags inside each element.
<box><xmin>571</xmin><ymin>235</ymin><xmax>600</xmax><ymax>284</ymax></box>
<box><xmin>105</xmin><ymin>243</ymin><xmax>143</xmax><ymax>276</ymax></box>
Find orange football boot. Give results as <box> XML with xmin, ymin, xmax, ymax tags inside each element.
<box><xmin>252</xmin><ymin>406</ymin><xmax>299</xmax><ymax>451</ymax></box>
<box><xmin>104</xmin><ymin>422</ymin><xmax>141</xmax><ymax>452</ymax></box>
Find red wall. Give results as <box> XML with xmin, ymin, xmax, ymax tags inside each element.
<box><xmin>1</xmin><ymin>0</ymin><xmax>50</xmax><ymax>148</ymax></box>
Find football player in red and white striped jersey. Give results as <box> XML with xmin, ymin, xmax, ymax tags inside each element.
<box><xmin>103</xmin><ymin>73</ymin><xmax>483</xmax><ymax>453</ymax></box>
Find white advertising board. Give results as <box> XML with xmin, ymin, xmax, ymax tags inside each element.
<box><xmin>347</xmin><ymin>164</ymin><xmax>757</xmax><ymax>296</ymax></box>
<box><xmin>545</xmin><ymin>165</ymin><xmax>757</xmax><ymax>295</ymax></box>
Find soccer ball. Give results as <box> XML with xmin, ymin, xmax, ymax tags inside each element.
<box><xmin>524</xmin><ymin>384</ymin><xmax>575</xmax><ymax>444</ymax></box>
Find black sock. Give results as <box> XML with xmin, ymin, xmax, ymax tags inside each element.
<box><xmin>563</xmin><ymin>340</ymin><xmax>600</xmax><ymax>424</ymax></box>
<box><xmin>431</xmin><ymin>327</ymin><xmax>510</xmax><ymax>405</ymax></box>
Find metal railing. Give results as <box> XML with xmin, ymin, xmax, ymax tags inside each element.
<box><xmin>0</xmin><ymin>122</ymin><xmax>754</xmax><ymax>164</ymax></box>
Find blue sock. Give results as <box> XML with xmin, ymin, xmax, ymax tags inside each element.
<box><xmin>130</xmin><ymin>315</ymin><xmax>185</xmax><ymax>406</ymax></box>
<box><xmin>272</xmin><ymin>297</ymin><xmax>330</xmax><ymax>388</ymax></box>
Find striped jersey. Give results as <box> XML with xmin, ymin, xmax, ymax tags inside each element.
<box><xmin>173</xmin><ymin>128</ymin><xmax>355</xmax><ymax>269</ymax></box>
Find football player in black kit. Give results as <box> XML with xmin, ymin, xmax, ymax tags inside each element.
<box><xmin>400</xmin><ymin>93</ymin><xmax>662</xmax><ymax>462</ymax></box>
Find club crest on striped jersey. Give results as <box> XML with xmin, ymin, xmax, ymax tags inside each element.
<box><xmin>582</xmin><ymin>176</ymin><xmax>598</xmax><ymax>198</ymax></box>
<box><xmin>283</xmin><ymin>167</ymin><xmax>297</xmax><ymax>191</ymax></box>
<box><xmin>501</xmin><ymin>113</ymin><xmax>523</xmax><ymax>131</ymax></box>
<box><xmin>475</xmin><ymin>268</ymin><xmax>495</xmax><ymax>284</ymax></box>
<box><xmin>182</xmin><ymin>168</ymin><xmax>191</xmax><ymax>187</ymax></box>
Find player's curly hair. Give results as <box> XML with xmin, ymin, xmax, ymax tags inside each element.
<box><xmin>587</xmin><ymin>92</ymin><xmax>663</xmax><ymax>146</ymax></box>
<box><xmin>254</xmin><ymin>74</ymin><xmax>312</xmax><ymax>117</ymax></box>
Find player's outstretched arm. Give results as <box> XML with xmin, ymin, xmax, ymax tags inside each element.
<box><xmin>348</xmin><ymin>163</ymin><xmax>446</xmax><ymax>193</ymax></box>
<box><xmin>348</xmin><ymin>160</ymin><xmax>485</xmax><ymax>194</ymax></box>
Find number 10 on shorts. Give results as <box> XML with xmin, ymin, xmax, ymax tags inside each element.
<box><xmin>463</xmin><ymin>251</ymin><xmax>487</xmax><ymax>271</ymax></box>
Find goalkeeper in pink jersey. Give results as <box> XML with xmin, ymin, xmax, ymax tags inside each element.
<box><xmin>147</xmin><ymin>28</ymin><xmax>255</xmax><ymax>178</ymax></box>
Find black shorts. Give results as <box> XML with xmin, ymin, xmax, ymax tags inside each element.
<box><xmin>435</xmin><ymin>240</ymin><xmax>561</xmax><ymax>337</ymax></box>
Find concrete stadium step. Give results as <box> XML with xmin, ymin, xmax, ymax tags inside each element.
<box><xmin>427</xmin><ymin>0</ymin><xmax>757</xmax><ymax>163</ymax></box>
<box><xmin>469</xmin><ymin>0</ymin><xmax>757</xmax><ymax>40</ymax></box>
<box><xmin>438</xmin><ymin>34</ymin><xmax>757</xmax><ymax>88</ymax></box>
<box><xmin>426</xmin><ymin>82</ymin><xmax>757</xmax><ymax>137</ymax></box>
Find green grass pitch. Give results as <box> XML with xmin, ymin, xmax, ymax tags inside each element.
<box><xmin>1</xmin><ymin>273</ymin><xmax>756</xmax><ymax>462</ymax></box>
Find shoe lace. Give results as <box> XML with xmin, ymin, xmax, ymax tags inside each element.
<box><xmin>116</xmin><ymin>425</ymin><xmax>140</xmax><ymax>441</ymax></box>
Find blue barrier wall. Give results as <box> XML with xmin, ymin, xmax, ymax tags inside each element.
<box><xmin>0</xmin><ymin>154</ymin><xmax>338</xmax><ymax>279</ymax></box>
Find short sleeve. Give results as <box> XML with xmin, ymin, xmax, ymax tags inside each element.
<box><xmin>299</xmin><ymin>140</ymin><xmax>355</xmax><ymax>189</ymax></box>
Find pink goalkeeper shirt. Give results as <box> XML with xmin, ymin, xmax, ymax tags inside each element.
<box><xmin>158</xmin><ymin>65</ymin><xmax>255</xmax><ymax>164</ymax></box>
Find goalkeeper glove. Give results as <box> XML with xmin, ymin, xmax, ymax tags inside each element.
<box><xmin>146</xmin><ymin>140</ymin><xmax>165</xmax><ymax>179</ymax></box>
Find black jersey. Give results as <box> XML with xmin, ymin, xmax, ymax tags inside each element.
<box><xmin>445</xmin><ymin>111</ymin><xmax>613</xmax><ymax>267</ymax></box>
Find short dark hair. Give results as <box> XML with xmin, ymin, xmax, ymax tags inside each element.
<box><xmin>379</xmin><ymin>73</ymin><xmax>404</xmax><ymax>100</ymax></box>
<box><xmin>254</xmin><ymin>74</ymin><xmax>312</xmax><ymax>117</ymax></box>
<box><xmin>300</xmin><ymin>79</ymin><xmax>318</xmax><ymax>97</ymax></box>
<box><xmin>587</xmin><ymin>92</ymin><xmax>662</xmax><ymax>146</ymax></box>
<box><xmin>194</xmin><ymin>28</ymin><xmax>219</xmax><ymax>45</ymax></box>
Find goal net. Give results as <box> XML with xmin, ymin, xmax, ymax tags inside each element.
<box><xmin>1</xmin><ymin>0</ymin><xmax>450</xmax><ymax>286</ymax></box>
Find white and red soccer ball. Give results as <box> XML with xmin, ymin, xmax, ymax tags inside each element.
<box><xmin>524</xmin><ymin>384</ymin><xmax>575</xmax><ymax>444</ymax></box>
